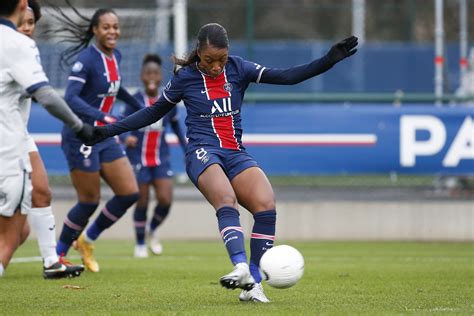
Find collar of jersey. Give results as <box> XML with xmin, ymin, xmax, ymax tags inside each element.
<box><xmin>0</xmin><ymin>18</ymin><xmax>16</xmax><ymax>30</ymax></box>
<box><xmin>92</xmin><ymin>44</ymin><xmax>115</xmax><ymax>60</ymax></box>
<box><xmin>195</xmin><ymin>62</ymin><xmax>224</xmax><ymax>78</ymax></box>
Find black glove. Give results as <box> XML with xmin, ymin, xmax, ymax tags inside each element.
<box><xmin>327</xmin><ymin>36</ymin><xmax>358</xmax><ymax>65</ymax></box>
<box><xmin>83</xmin><ymin>126</ymin><xmax>110</xmax><ymax>146</ymax></box>
<box><xmin>75</xmin><ymin>123</ymin><xmax>95</xmax><ymax>144</ymax></box>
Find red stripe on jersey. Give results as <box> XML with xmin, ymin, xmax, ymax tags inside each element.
<box><xmin>202</xmin><ymin>70</ymin><xmax>239</xmax><ymax>150</ymax></box>
<box><xmin>105</xmin><ymin>56</ymin><xmax>119</xmax><ymax>81</ymax></box>
<box><xmin>142</xmin><ymin>130</ymin><xmax>161</xmax><ymax>167</ymax></box>
<box><xmin>95</xmin><ymin>96</ymin><xmax>116</xmax><ymax>126</ymax></box>
<box><xmin>204</xmin><ymin>71</ymin><xmax>230</xmax><ymax>100</ymax></box>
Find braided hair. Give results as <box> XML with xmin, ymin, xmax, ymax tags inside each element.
<box><xmin>48</xmin><ymin>0</ymin><xmax>116</xmax><ymax>66</ymax></box>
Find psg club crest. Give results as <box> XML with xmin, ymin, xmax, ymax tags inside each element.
<box><xmin>223</xmin><ymin>82</ymin><xmax>233</xmax><ymax>92</ymax></box>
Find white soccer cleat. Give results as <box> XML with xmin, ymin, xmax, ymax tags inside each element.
<box><xmin>134</xmin><ymin>244</ymin><xmax>149</xmax><ymax>258</ymax></box>
<box><xmin>149</xmin><ymin>230</ymin><xmax>163</xmax><ymax>255</ymax></box>
<box><xmin>220</xmin><ymin>262</ymin><xmax>255</xmax><ymax>291</ymax></box>
<box><xmin>239</xmin><ymin>283</ymin><xmax>270</xmax><ymax>303</ymax></box>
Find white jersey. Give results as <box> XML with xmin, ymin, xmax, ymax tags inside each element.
<box><xmin>0</xmin><ymin>19</ymin><xmax>48</xmax><ymax>176</ymax></box>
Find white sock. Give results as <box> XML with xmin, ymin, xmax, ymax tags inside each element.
<box><xmin>0</xmin><ymin>263</ymin><xmax>4</xmax><ymax>277</ymax></box>
<box><xmin>84</xmin><ymin>231</ymin><xmax>95</xmax><ymax>244</ymax></box>
<box><xmin>29</xmin><ymin>206</ymin><xmax>59</xmax><ymax>268</ymax></box>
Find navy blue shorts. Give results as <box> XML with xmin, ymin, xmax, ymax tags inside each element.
<box><xmin>61</xmin><ymin>131</ymin><xmax>126</xmax><ymax>172</ymax></box>
<box><xmin>132</xmin><ymin>162</ymin><xmax>173</xmax><ymax>184</ymax></box>
<box><xmin>185</xmin><ymin>146</ymin><xmax>259</xmax><ymax>187</ymax></box>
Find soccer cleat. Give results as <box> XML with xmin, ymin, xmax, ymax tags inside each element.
<box><xmin>239</xmin><ymin>283</ymin><xmax>270</xmax><ymax>303</ymax></box>
<box><xmin>75</xmin><ymin>233</ymin><xmax>100</xmax><ymax>272</ymax></box>
<box><xmin>220</xmin><ymin>262</ymin><xmax>255</xmax><ymax>291</ymax></box>
<box><xmin>134</xmin><ymin>244</ymin><xmax>149</xmax><ymax>258</ymax></box>
<box><xmin>149</xmin><ymin>230</ymin><xmax>163</xmax><ymax>255</ymax></box>
<box><xmin>43</xmin><ymin>261</ymin><xmax>84</xmax><ymax>279</ymax></box>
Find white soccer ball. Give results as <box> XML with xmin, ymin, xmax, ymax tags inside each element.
<box><xmin>259</xmin><ymin>245</ymin><xmax>304</xmax><ymax>289</ymax></box>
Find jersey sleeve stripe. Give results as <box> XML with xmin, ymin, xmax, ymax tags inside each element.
<box><xmin>26</xmin><ymin>81</ymin><xmax>49</xmax><ymax>94</ymax></box>
<box><xmin>256</xmin><ymin>67</ymin><xmax>266</xmax><ymax>84</ymax></box>
<box><xmin>68</xmin><ymin>76</ymin><xmax>86</xmax><ymax>84</ymax></box>
<box><xmin>162</xmin><ymin>91</ymin><xmax>178</xmax><ymax>104</ymax></box>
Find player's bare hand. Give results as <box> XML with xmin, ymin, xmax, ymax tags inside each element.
<box><xmin>124</xmin><ymin>135</ymin><xmax>138</xmax><ymax>148</ymax></box>
<box><xmin>327</xmin><ymin>36</ymin><xmax>358</xmax><ymax>65</ymax></box>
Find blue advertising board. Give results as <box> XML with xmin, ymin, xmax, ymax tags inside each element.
<box><xmin>29</xmin><ymin>103</ymin><xmax>473</xmax><ymax>175</ymax></box>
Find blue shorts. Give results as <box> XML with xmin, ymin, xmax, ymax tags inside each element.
<box><xmin>132</xmin><ymin>162</ymin><xmax>173</xmax><ymax>184</ymax></box>
<box><xmin>185</xmin><ymin>146</ymin><xmax>259</xmax><ymax>187</ymax></box>
<box><xmin>61</xmin><ymin>129</ymin><xmax>126</xmax><ymax>172</ymax></box>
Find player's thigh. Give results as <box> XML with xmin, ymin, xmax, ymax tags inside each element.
<box><xmin>152</xmin><ymin>178</ymin><xmax>173</xmax><ymax>206</ymax></box>
<box><xmin>70</xmin><ymin>169</ymin><xmax>101</xmax><ymax>203</ymax></box>
<box><xmin>231</xmin><ymin>167</ymin><xmax>275</xmax><ymax>214</ymax></box>
<box><xmin>0</xmin><ymin>173</ymin><xmax>32</xmax><ymax>217</ymax></box>
<box><xmin>100</xmin><ymin>157</ymin><xmax>138</xmax><ymax>196</ymax></box>
<box><xmin>197</xmin><ymin>164</ymin><xmax>237</xmax><ymax>210</ymax></box>
<box><xmin>29</xmin><ymin>151</ymin><xmax>52</xmax><ymax>206</ymax></box>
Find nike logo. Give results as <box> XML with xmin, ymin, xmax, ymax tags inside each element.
<box><xmin>265</xmin><ymin>242</ymin><xmax>273</xmax><ymax>247</ymax></box>
<box><xmin>201</xmin><ymin>88</ymin><xmax>213</xmax><ymax>94</ymax></box>
<box><xmin>48</xmin><ymin>225</ymin><xmax>55</xmax><ymax>231</ymax></box>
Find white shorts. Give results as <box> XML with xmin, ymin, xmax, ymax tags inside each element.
<box><xmin>0</xmin><ymin>171</ymin><xmax>32</xmax><ymax>217</ymax></box>
<box><xmin>27</xmin><ymin>135</ymin><xmax>38</xmax><ymax>153</ymax></box>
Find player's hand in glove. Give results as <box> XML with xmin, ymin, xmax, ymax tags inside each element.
<box><xmin>75</xmin><ymin>123</ymin><xmax>95</xmax><ymax>144</ymax></box>
<box><xmin>83</xmin><ymin>126</ymin><xmax>110</xmax><ymax>146</ymax></box>
<box><xmin>327</xmin><ymin>36</ymin><xmax>358</xmax><ymax>65</ymax></box>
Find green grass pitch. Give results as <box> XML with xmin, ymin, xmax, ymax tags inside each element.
<box><xmin>1</xmin><ymin>241</ymin><xmax>472</xmax><ymax>315</ymax></box>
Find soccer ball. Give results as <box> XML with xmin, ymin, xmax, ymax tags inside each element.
<box><xmin>259</xmin><ymin>245</ymin><xmax>304</xmax><ymax>289</ymax></box>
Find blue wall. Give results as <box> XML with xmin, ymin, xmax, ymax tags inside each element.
<box><xmin>29</xmin><ymin>103</ymin><xmax>473</xmax><ymax>176</ymax></box>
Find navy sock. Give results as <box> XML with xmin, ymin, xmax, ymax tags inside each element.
<box><xmin>86</xmin><ymin>193</ymin><xmax>139</xmax><ymax>241</ymax></box>
<box><xmin>216</xmin><ymin>206</ymin><xmax>247</xmax><ymax>265</ymax></box>
<box><xmin>134</xmin><ymin>206</ymin><xmax>147</xmax><ymax>245</ymax></box>
<box><xmin>149</xmin><ymin>204</ymin><xmax>170</xmax><ymax>232</ymax></box>
<box><xmin>57</xmin><ymin>202</ymin><xmax>98</xmax><ymax>256</ymax></box>
<box><xmin>250</xmin><ymin>210</ymin><xmax>276</xmax><ymax>283</ymax></box>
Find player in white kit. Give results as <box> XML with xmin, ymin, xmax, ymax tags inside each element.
<box><xmin>0</xmin><ymin>0</ymin><xmax>92</xmax><ymax>278</ymax></box>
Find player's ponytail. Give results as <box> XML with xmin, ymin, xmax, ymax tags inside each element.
<box><xmin>173</xmin><ymin>23</ymin><xmax>229</xmax><ymax>73</ymax></box>
<box><xmin>47</xmin><ymin>0</ymin><xmax>116</xmax><ymax>67</ymax></box>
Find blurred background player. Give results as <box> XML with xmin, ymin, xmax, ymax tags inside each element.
<box><xmin>0</xmin><ymin>0</ymin><xmax>91</xmax><ymax>278</ymax></box>
<box><xmin>120</xmin><ymin>54</ymin><xmax>187</xmax><ymax>258</ymax></box>
<box><xmin>83</xmin><ymin>23</ymin><xmax>357</xmax><ymax>302</ymax></box>
<box><xmin>15</xmin><ymin>0</ymin><xmax>85</xmax><ymax>279</ymax></box>
<box><xmin>52</xmin><ymin>1</ymin><xmax>141</xmax><ymax>272</ymax></box>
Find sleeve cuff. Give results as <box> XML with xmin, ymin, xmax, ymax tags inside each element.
<box><xmin>26</xmin><ymin>81</ymin><xmax>49</xmax><ymax>95</ymax></box>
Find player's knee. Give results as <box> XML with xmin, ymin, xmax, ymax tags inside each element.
<box><xmin>157</xmin><ymin>195</ymin><xmax>172</xmax><ymax>207</ymax></box>
<box><xmin>216</xmin><ymin>195</ymin><xmax>238</xmax><ymax>209</ymax></box>
<box><xmin>31</xmin><ymin>185</ymin><xmax>52</xmax><ymax>207</ymax></box>
<box><xmin>78</xmin><ymin>192</ymin><xmax>101</xmax><ymax>203</ymax></box>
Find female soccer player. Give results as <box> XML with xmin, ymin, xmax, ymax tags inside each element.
<box><xmin>84</xmin><ymin>23</ymin><xmax>358</xmax><ymax>301</ymax></box>
<box><xmin>16</xmin><ymin>0</ymin><xmax>85</xmax><ymax>279</ymax></box>
<box><xmin>121</xmin><ymin>54</ymin><xmax>187</xmax><ymax>258</ymax></box>
<box><xmin>52</xmin><ymin>3</ymin><xmax>142</xmax><ymax>272</ymax></box>
<box><xmin>0</xmin><ymin>0</ymin><xmax>92</xmax><ymax>278</ymax></box>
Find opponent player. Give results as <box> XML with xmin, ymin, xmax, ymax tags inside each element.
<box><xmin>0</xmin><ymin>0</ymin><xmax>91</xmax><ymax>278</ymax></box>
<box><xmin>15</xmin><ymin>0</ymin><xmax>85</xmax><ymax>279</ymax></box>
<box><xmin>52</xmin><ymin>3</ymin><xmax>141</xmax><ymax>272</ymax></box>
<box><xmin>121</xmin><ymin>54</ymin><xmax>186</xmax><ymax>258</ymax></box>
<box><xmin>83</xmin><ymin>23</ymin><xmax>358</xmax><ymax>301</ymax></box>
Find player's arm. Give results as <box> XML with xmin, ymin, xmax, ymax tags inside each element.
<box><xmin>258</xmin><ymin>36</ymin><xmax>358</xmax><ymax>85</ymax></box>
<box><xmin>84</xmin><ymin>97</ymin><xmax>176</xmax><ymax>146</ymax></box>
<box><xmin>169</xmin><ymin>108</ymin><xmax>187</xmax><ymax>151</ymax></box>
<box><xmin>64</xmin><ymin>80</ymin><xmax>110</xmax><ymax>122</ymax></box>
<box><xmin>32</xmin><ymin>85</ymin><xmax>83</xmax><ymax>132</ymax></box>
<box><xmin>117</xmin><ymin>87</ymin><xmax>143</xmax><ymax>111</ymax></box>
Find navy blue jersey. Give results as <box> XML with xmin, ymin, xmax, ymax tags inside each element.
<box><xmin>123</xmin><ymin>91</ymin><xmax>180</xmax><ymax>167</ymax></box>
<box><xmin>162</xmin><ymin>55</ymin><xmax>264</xmax><ymax>152</ymax></box>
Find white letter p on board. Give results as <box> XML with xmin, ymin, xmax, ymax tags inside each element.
<box><xmin>400</xmin><ymin>115</ymin><xmax>446</xmax><ymax>167</ymax></box>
